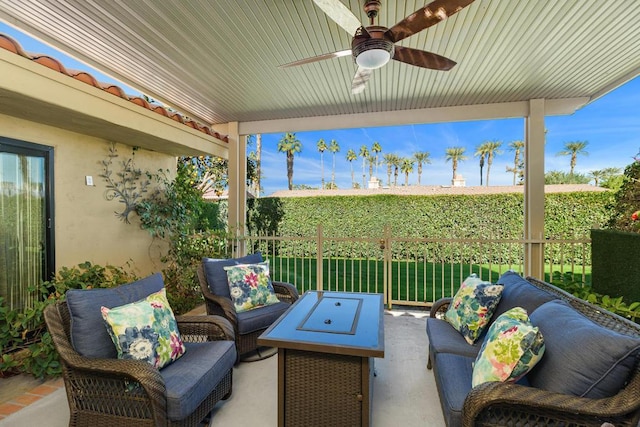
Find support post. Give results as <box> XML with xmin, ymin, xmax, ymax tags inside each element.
<box><xmin>316</xmin><ymin>224</ymin><xmax>324</xmax><ymax>291</ymax></box>
<box><xmin>227</xmin><ymin>122</ymin><xmax>247</xmax><ymax>256</ymax></box>
<box><xmin>524</xmin><ymin>99</ymin><xmax>546</xmax><ymax>279</ymax></box>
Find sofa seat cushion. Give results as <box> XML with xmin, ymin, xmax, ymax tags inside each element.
<box><xmin>202</xmin><ymin>253</ymin><xmax>263</xmax><ymax>299</ymax></box>
<box><xmin>237</xmin><ymin>301</ymin><xmax>290</xmax><ymax>334</ymax></box>
<box><xmin>160</xmin><ymin>341</ymin><xmax>236</xmax><ymax>421</ymax></box>
<box><xmin>433</xmin><ymin>352</ymin><xmax>475</xmax><ymax>427</ymax></box>
<box><xmin>426</xmin><ymin>317</ymin><xmax>484</xmax><ymax>358</ymax></box>
<box><xmin>492</xmin><ymin>271</ymin><xmax>558</xmax><ymax>320</ymax></box>
<box><xmin>529</xmin><ymin>300</ymin><xmax>640</xmax><ymax>398</ymax></box>
<box><xmin>66</xmin><ymin>273</ymin><xmax>165</xmax><ymax>358</ymax></box>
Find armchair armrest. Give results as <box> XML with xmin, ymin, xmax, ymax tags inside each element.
<box><xmin>176</xmin><ymin>315</ymin><xmax>235</xmax><ymax>342</ymax></box>
<box><xmin>463</xmin><ymin>377</ymin><xmax>640</xmax><ymax>427</ymax></box>
<box><xmin>430</xmin><ymin>297</ymin><xmax>452</xmax><ymax>319</ymax></box>
<box><xmin>199</xmin><ymin>289</ymin><xmax>237</xmax><ymax>323</ymax></box>
<box><xmin>272</xmin><ymin>281</ymin><xmax>299</xmax><ymax>303</ymax></box>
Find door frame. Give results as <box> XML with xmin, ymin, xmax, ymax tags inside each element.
<box><xmin>0</xmin><ymin>136</ymin><xmax>55</xmax><ymax>281</ymax></box>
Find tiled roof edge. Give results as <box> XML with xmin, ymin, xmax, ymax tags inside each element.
<box><xmin>0</xmin><ymin>33</ymin><xmax>229</xmax><ymax>143</ymax></box>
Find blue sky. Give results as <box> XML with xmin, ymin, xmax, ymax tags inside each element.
<box><xmin>258</xmin><ymin>78</ymin><xmax>640</xmax><ymax>194</ymax></box>
<box><xmin>2</xmin><ymin>21</ymin><xmax>639</xmax><ymax>196</ymax></box>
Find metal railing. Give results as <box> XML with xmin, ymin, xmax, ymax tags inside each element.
<box><xmin>234</xmin><ymin>225</ymin><xmax>591</xmax><ymax>309</ymax></box>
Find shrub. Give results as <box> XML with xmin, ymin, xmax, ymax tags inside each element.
<box><xmin>0</xmin><ymin>262</ymin><xmax>136</xmax><ymax>379</ymax></box>
<box><xmin>551</xmin><ymin>271</ymin><xmax>640</xmax><ymax>323</ymax></box>
<box><xmin>247</xmin><ymin>191</ymin><xmax>612</xmax><ymax>264</ymax></box>
<box><xmin>606</xmin><ymin>159</ymin><xmax>640</xmax><ymax>233</ymax></box>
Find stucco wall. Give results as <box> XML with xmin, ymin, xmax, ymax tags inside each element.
<box><xmin>0</xmin><ymin>113</ymin><xmax>175</xmax><ymax>276</ymax></box>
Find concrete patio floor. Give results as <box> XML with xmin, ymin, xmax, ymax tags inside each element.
<box><xmin>0</xmin><ymin>310</ymin><xmax>444</xmax><ymax>427</ymax></box>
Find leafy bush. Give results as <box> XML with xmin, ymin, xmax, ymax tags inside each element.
<box><xmin>137</xmin><ymin>162</ymin><xmax>230</xmax><ymax>314</ymax></box>
<box><xmin>0</xmin><ymin>262</ymin><xmax>136</xmax><ymax>379</ymax></box>
<box><xmin>544</xmin><ymin>170</ymin><xmax>590</xmax><ymax>184</ymax></box>
<box><xmin>606</xmin><ymin>159</ymin><xmax>640</xmax><ymax>233</ymax></box>
<box><xmin>551</xmin><ymin>271</ymin><xmax>640</xmax><ymax>323</ymax></box>
<box><xmin>248</xmin><ymin>191</ymin><xmax>612</xmax><ymax>264</ymax></box>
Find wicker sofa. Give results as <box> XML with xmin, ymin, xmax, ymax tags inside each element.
<box><xmin>426</xmin><ymin>271</ymin><xmax>640</xmax><ymax>427</ymax></box>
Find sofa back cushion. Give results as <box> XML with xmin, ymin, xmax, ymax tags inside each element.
<box><xmin>66</xmin><ymin>273</ymin><xmax>165</xmax><ymax>358</ymax></box>
<box><xmin>528</xmin><ymin>299</ymin><xmax>640</xmax><ymax>398</ymax></box>
<box><xmin>492</xmin><ymin>271</ymin><xmax>558</xmax><ymax>320</ymax></box>
<box><xmin>202</xmin><ymin>252</ymin><xmax>263</xmax><ymax>300</ymax></box>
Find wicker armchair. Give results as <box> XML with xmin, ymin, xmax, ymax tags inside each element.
<box><xmin>44</xmin><ymin>298</ymin><xmax>236</xmax><ymax>427</ymax></box>
<box><xmin>197</xmin><ymin>253</ymin><xmax>299</xmax><ymax>361</ymax></box>
<box><xmin>428</xmin><ymin>276</ymin><xmax>640</xmax><ymax>427</ymax></box>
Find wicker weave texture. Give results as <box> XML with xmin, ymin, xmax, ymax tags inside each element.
<box><xmin>428</xmin><ymin>276</ymin><xmax>640</xmax><ymax>427</ymax></box>
<box><xmin>44</xmin><ymin>301</ymin><xmax>234</xmax><ymax>427</ymax></box>
<box><xmin>283</xmin><ymin>349</ymin><xmax>369</xmax><ymax>427</ymax></box>
<box><xmin>197</xmin><ymin>263</ymin><xmax>299</xmax><ymax>360</ymax></box>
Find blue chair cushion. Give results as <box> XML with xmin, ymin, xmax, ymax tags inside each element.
<box><xmin>65</xmin><ymin>273</ymin><xmax>164</xmax><ymax>358</ymax></box>
<box><xmin>202</xmin><ymin>253</ymin><xmax>263</xmax><ymax>299</ymax></box>
<box><xmin>236</xmin><ymin>301</ymin><xmax>290</xmax><ymax>334</ymax></box>
<box><xmin>426</xmin><ymin>317</ymin><xmax>483</xmax><ymax>358</ymax></box>
<box><xmin>528</xmin><ymin>299</ymin><xmax>640</xmax><ymax>398</ymax></box>
<box><xmin>160</xmin><ymin>341</ymin><xmax>236</xmax><ymax>421</ymax></box>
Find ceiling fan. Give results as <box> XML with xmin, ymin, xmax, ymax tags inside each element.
<box><xmin>280</xmin><ymin>0</ymin><xmax>475</xmax><ymax>94</ymax></box>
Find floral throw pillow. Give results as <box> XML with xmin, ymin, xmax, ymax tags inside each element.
<box><xmin>101</xmin><ymin>288</ymin><xmax>186</xmax><ymax>369</ymax></box>
<box><xmin>472</xmin><ymin>306</ymin><xmax>545</xmax><ymax>387</ymax></box>
<box><xmin>224</xmin><ymin>261</ymin><xmax>280</xmax><ymax>313</ymax></box>
<box><xmin>444</xmin><ymin>274</ymin><xmax>504</xmax><ymax>344</ymax></box>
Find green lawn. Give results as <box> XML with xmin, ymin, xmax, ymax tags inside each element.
<box><xmin>267</xmin><ymin>256</ymin><xmax>591</xmax><ymax>305</ymax></box>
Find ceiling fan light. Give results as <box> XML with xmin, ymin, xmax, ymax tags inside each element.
<box><xmin>356</xmin><ymin>48</ymin><xmax>391</xmax><ymax>69</ymax></box>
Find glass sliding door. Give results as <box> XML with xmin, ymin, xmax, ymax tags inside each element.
<box><xmin>0</xmin><ymin>138</ymin><xmax>54</xmax><ymax>312</ymax></box>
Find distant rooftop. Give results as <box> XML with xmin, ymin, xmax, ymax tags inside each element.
<box><xmin>269</xmin><ymin>184</ymin><xmax>608</xmax><ymax>198</ymax></box>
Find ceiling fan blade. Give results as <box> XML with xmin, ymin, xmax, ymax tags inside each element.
<box><xmin>385</xmin><ymin>0</ymin><xmax>475</xmax><ymax>43</ymax></box>
<box><xmin>280</xmin><ymin>49</ymin><xmax>352</xmax><ymax>68</ymax></box>
<box><xmin>313</xmin><ymin>0</ymin><xmax>363</xmax><ymax>36</ymax></box>
<box><xmin>351</xmin><ymin>67</ymin><xmax>373</xmax><ymax>94</ymax></box>
<box><xmin>393</xmin><ymin>45</ymin><xmax>456</xmax><ymax>71</ymax></box>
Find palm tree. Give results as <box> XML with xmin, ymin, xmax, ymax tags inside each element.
<box><xmin>277</xmin><ymin>132</ymin><xmax>302</xmax><ymax>190</ymax></box>
<box><xmin>247</xmin><ymin>134</ymin><xmax>262</xmax><ymax>196</ymax></box>
<box><xmin>328</xmin><ymin>139</ymin><xmax>340</xmax><ymax>187</ymax></box>
<box><xmin>445</xmin><ymin>147</ymin><xmax>467</xmax><ymax>183</ymax></box>
<box><xmin>474</xmin><ymin>143</ymin><xmax>489</xmax><ymax>186</ymax></box>
<box><xmin>506</xmin><ymin>140</ymin><xmax>525</xmax><ymax>185</ymax></box>
<box><xmin>413</xmin><ymin>151</ymin><xmax>431</xmax><ymax>186</ymax></box>
<box><xmin>346</xmin><ymin>149</ymin><xmax>358</xmax><ymax>188</ymax></box>
<box><xmin>588</xmin><ymin>169</ymin><xmax>606</xmax><ymax>186</ymax></box>
<box><xmin>483</xmin><ymin>140</ymin><xmax>502</xmax><ymax>186</ymax></box>
<box><xmin>392</xmin><ymin>156</ymin><xmax>401</xmax><ymax>187</ymax></box>
<box><xmin>383</xmin><ymin>153</ymin><xmax>398</xmax><ymax>186</ymax></box>
<box><xmin>359</xmin><ymin>145</ymin><xmax>369</xmax><ymax>188</ymax></box>
<box><xmin>317</xmin><ymin>138</ymin><xmax>327</xmax><ymax>188</ymax></box>
<box><xmin>366</xmin><ymin>154</ymin><xmax>377</xmax><ymax>181</ymax></box>
<box><xmin>400</xmin><ymin>157</ymin><xmax>415</xmax><ymax>186</ymax></box>
<box><xmin>371</xmin><ymin>141</ymin><xmax>382</xmax><ymax>178</ymax></box>
<box><xmin>557</xmin><ymin>141</ymin><xmax>589</xmax><ymax>175</ymax></box>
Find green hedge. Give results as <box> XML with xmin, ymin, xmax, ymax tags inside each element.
<box><xmin>247</xmin><ymin>191</ymin><xmax>612</xmax><ymax>264</ymax></box>
<box><xmin>591</xmin><ymin>229</ymin><xmax>640</xmax><ymax>302</ymax></box>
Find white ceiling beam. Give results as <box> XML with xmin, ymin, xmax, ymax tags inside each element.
<box><xmin>238</xmin><ymin>98</ymin><xmax>589</xmax><ymax>135</ymax></box>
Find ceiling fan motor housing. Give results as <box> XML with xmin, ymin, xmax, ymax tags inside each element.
<box><xmin>352</xmin><ymin>26</ymin><xmax>394</xmax><ymax>69</ymax></box>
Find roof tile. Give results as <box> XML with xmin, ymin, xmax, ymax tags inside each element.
<box><xmin>0</xmin><ymin>33</ymin><xmax>228</xmax><ymax>143</ymax></box>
